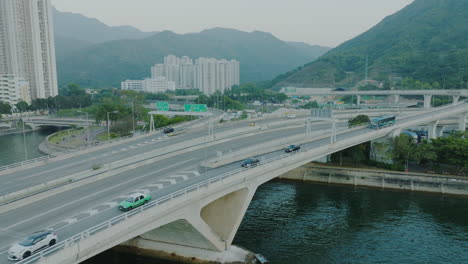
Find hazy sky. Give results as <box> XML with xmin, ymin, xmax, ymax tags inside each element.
<box><xmin>51</xmin><ymin>0</ymin><xmax>414</xmax><ymax>47</ymax></box>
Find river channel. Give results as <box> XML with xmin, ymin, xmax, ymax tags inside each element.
<box><xmin>0</xmin><ymin>129</ymin><xmax>59</xmax><ymax>167</ymax></box>
<box><xmin>84</xmin><ymin>181</ymin><xmax>468</xmax><ymax>264</ymax></box>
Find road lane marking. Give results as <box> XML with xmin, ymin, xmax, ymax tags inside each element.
<box><xmin>160</xmin><ymin>179</ymin><xmax>177</xmax><ymax>185</ymax></box>
<box><xmin>3</xmin><ymin>159</ymin><xmax>195</xmax><ymax>230</ymax></box>
<box><xmin>170</xmin><ymin>175</ymin><xmax>189</xmax><ymax>181</ymax></box>
<box><xmin>85</xmin><ymin>210</ymin><xmax>98</xmax><ymax>216</ymax></box>
<box><xmin>147</xmin><ymin>184</ymin><xmax>164</xmax><ymax>189</ymax></box>
<box><xmin>64</xmin><ymin>218</ymin><xmax>77</xmax><ymax>225</ymax></box>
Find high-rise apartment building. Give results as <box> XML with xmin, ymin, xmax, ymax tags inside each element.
<box><xmin>151</xmin><ymin>55</ymin><xmax>240</xmax><ymax>95</ymax></box>
<box><xmin>0</xmin><ymin>0</ymin><xmax>58</xmax><ymax>104</ymax></box>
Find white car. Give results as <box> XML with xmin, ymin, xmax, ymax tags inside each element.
<box><xmin>8</xmin><ymin>230</ymin><xmax>58</xmax><ymax>261</ymax></box>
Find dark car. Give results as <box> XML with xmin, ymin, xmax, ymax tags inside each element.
<box><xmin>163</xmin><ymin>127</ymin><xmax>174</xmax><ymax>133</ymax></box>
<box><xmin>285</xmin><ymin>145</ymin><xmax>301</xmax><ymax>153</ymax></box>
<box><xmin>242</xmin><ymin>158</ymin><xmax>260</xmax><ymax>168</ymax></box>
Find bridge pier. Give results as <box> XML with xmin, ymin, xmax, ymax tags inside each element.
<box><xmin>390</xmin><ymin>128</ymin><xmax>402</xmax><ymax>138</ymax></box>
<box><xmin>394</xmin><ymin>95</ymin><xmax>400</xmax><ymax>104</ymax></box>
<box><xmin>428</xmin><ymin>120</ymin><xmax>439</xmax><ymax>139</ymax></box>
<box><xmin>453</xmin><ymin>96</ymin><xmax>460</xmax><ymax>104</ymax></box>
<box><xmin>459</xmin><ymin>113</ymin><xmax>467</xmax><ymax>132</ymax></box>
<box><xmin>424</xmin><ymin>95</ymin><xmax>432</xmax><ymax>109</ymax></box>
<box><xmin>437</xmin><ymin>126</ymin><xmax>446</xmax><ymax>137</ymax></box>
<box><xmin>357</xmin><ymin>95</ymin><xmax>361</xmax><ymax>106</ymax></box>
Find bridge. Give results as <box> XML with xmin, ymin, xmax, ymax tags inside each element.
<box><xmin>0</xmin><ymin>102</ymin><xmax>466</xmax><ymax>264</ymax></box>
<box><xmin>281</xmin><ymin>88</ymin><xmax>468</xmax><ymax>109</ymax></box>
<box><xmin>23</xmin><ymin>117</ymin><xmax>93</xmax><ymax>128</ymax></box>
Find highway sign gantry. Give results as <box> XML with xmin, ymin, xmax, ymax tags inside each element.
<box><xmin>156</xmin><ymin>102</ymin><xmax>170</xmax><ymax>111</ymax></box>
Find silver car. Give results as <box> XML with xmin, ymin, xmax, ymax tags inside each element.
<box><xmin>8</xmin><ymin>230</ymin><xmax>58</xmax><ymax>261</ymax></box>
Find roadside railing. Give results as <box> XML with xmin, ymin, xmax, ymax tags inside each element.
<box><xmin>16</xmin><ymin>149</ymin><xmax>297</xmax><ymax>264</ymax></box>
<box><xmin>0</xmin><ymin>155</ymin><xmax>55</xmax><ymax>172</ymax></box>
<box><xmin>0</xmin><ymin>117</ymin><xmax>203</xmax><ymax>173</ymax></box>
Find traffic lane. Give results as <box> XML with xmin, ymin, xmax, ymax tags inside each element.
<box><xmin>0</xmin><ymin>125</ymin><xmax>368</xmax><ymax>261</ymax></box>
<box><xmin>0</xmin><ymin>116</ymin><xmax>301</xmax><ymax>195</ymax></box>
<box><xmin>0</xmin><ymin>158</ymin><xmax>200</xmax><ymax>257</ymax></box>
<box><xmin>0</xmin><ymin>125</ymin><xmax>313</xmax><ymax>250</ymax></box>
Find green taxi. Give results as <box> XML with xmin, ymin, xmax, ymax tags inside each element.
<box><xmin>118</xmin><ymin>193</ymin><xmax>152</xmax><ymax>211</ymax></box>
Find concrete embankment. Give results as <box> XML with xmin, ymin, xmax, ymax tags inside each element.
<box><xmin>115</xmin><ymin>241</ymin><xmax>256</xmax><ymax>264</ymax></box>
<box><xmin>278</xmin><ymin>164</ymin><xmax>468</xmax><ymax>196</ymax></box>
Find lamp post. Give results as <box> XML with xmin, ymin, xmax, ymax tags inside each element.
<box><xmin>21</xmin><ymin>115</ymin><xmax>28</xmax><ymax>161</ymax></box>
<box><xmin>77</xmin><ymin>111</ymin><xmax>90</xmax><ymax>148</ymax></box>
<box><xmin>107</xmin><ymin>111</ymin><xmax>119</xmax><ymax>141</ymax></box>
<box><xmin>131</xmin><ymin>100</ymin><xmax>135</xmax><ymax>134</ymax></box>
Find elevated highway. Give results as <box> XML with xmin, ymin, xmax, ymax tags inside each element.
<box><xmin>281</xmin><ymin>88</ymin><xmax>468</xmax><ymax>108</ymax></box>
<box><xmin>0</xmin><ymin>103</ymin><xmax>466</xmax><ymax>264</ymax></box>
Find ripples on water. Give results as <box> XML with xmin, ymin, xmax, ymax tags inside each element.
<box><xmin>82</xmin><ymin>180</ymin><xmax>468</xmax><ymax>264</ymax></box>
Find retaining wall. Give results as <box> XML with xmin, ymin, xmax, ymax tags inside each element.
<box><xmin>279</xmin><ymin>164</ymin><xmax>468</xmax><ymax>196</ymax></box>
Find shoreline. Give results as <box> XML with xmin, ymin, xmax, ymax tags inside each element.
<box><xmin>278</xmin><ymin>163</ymin><xmax>468</xmax><ymax>196</ymax></box>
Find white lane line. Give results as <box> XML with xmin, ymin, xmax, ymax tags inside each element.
<box><xmin>64</xmin><ymin>218</ymin><xmax>77</xmax><ymax>225</ymax></box>
<box><xmin>147</xmin><ymin>184</ymin><xmax>164</xmax><ymax>189</ymax></box>
<box><xmin>130</xmin><ymin>146</ymin><xmax>137</xmax><ymax>149</ymax></box>
<box><xmin>111</xmin><ymin>151</ymin><xmax>118</xmax><ymax>154</ymax></box>
<box><xmin>120</xmin><ymin>148</ymin><xmax>128</xmax><ymax>151</ymax></box>
<box><xmin>4</xmin><ymin>159</ymin><xmax>195</xmax><ymax>230</ymax></box>
<box><xmin>180</xmin><ymin>171</ymin><xmax>200</xmax><ymax>176</ymax></box>
<box><xmin>136</xmin><ymin>189</ymin><xmax>150</xmax><ymax>194</ymax></box>
<box><xmin>160</xmin><ymin>179</ymin><xmax>177</xmax><ymax>185</ymax></box>
<box><xmin>84</xmin><ymin>209</ymin><xmax>98</xmax><ymax>216</ymax></box>
<box><xmin>170</xmin><ymin>175</ymin><xmax>189</xmax><ymax>181</ymax></box>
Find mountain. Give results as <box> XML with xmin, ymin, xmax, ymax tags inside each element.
<box><xmin>287</xmin><ymin>42</ymin><xmax>330</xmax><ymax>59</ymax></box>
<box><xmin>53</xmin><ymin>8</ymin><xmax>156</xmax><ymax>45</ymax></box>
<box><xmin>56</xmin><ymin>27</ymin><xmax>330</xmax><ymax>88</ymax></box>
<box><xmin>275</xmin><ymin>0</ymin><xmax>468</xmax><ymax>89</ymax></box>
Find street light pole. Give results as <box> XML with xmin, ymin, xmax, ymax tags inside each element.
<box><xmin>107</xmin><ymin>111</ymin><xmax>119</xmax><ymax>141</ymax></box>
<box><xmin>132</xmin><ymin>100</ymin><xmax>135</xmax><ymax>134</ymax></box>
<box><xmin>22</xmin><ymin>116</ymin><xmax>28</xmax><ymax>161</ymax></box>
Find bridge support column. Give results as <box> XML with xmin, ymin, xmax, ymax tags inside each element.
<box><xmin>390</xmin><ymin>128</ymin><xmax>402</xmax><ymax>138</ymax></box>
<box><xmin>394</xmin><ymin>95</ymin><xmax>400</xmax><ymax>104</ymax></box>
<box><xmin>459</xmin><ymin>113</ymin><xmax>467</xmax><ymax>132</ymax></box>
<box><xmin>453</xmin><ymin>96</ymin><xmax>460</xmax><ymax>105</ymax></box>
<box><xmin>428</xmin><ymin>120</ymin><xmax>439</xmax><ymax>139</ymax></box>
<box><xmin>424</xmin><ymin>95</ymin><xmax>432</xmax><ymax>109</ymax></box>
<box><xmin>437</xmin><ymin>126</ymin><xmax>446</xmax><ymax>137</ymax></box>
<box><xmin>357</xmin><ymin>95</ymin><xmax>361</xmax><ymax>106</ymax></box>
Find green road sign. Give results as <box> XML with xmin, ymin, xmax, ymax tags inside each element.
<box><xmin>156</xmin><ymin>102</ymin><xmax>169</xmax><ymax>111</ymax></box>
<box><xmin>184</xmin><ymin>104</ymin><xmax>207</xmax><ymax>112</ymax></box>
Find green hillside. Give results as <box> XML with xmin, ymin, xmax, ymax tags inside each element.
<box><xmin>56</xmin><ymin>28</ymin><xmax>330</xmax><ymax>88</ymax></box>
<box><xmin>276</xmin><ymin>0</ymin><xmax>468</xmax><ymax>89</ymax></box>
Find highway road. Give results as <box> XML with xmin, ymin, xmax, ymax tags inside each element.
<box><xmin>0</xmin><ymin>123</ymin><xmax>350</xmax><ymax>262</ymax></box>
<box><xmin>0</xmin><ymin>114</ymin><xmax>317</xmax><ymax>196</ymax></box>
<box><xmin>0</xmin><ymin>103</ymin><xmax>466</xmax><ymax>263</ymax></box>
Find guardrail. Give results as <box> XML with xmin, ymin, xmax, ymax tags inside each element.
<box><xmin>0</xmin><ymin>155</ymin><xmax>55</xmax><ymax>172</ymax></box>
<box><xmin>0</xmin><ymin>116</ymin><xmax>203</xmax><ymax>173</ymax></box>
<box><xmin>17</xmin><ymin>148</ymin><xmax>296</xmax><ymax>264</ymax></box>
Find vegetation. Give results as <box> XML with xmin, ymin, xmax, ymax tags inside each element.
<box><xmin>331</xmin><ymin>131</ymin><xmax>467</xmax><ymax>175</ymax></box>
<box><xmin>275</xmin><ymin>0</ymin><xmax>468</xmax><ymax>89</ymax></box>
<box><xmin>348</xmin><ymin>115</ymin><xmax>370</xmax><ymax>127</ymax></box>
<box><xmin>0</xmin><ymin>101</ymin><xmax>12</xmax><ymax>115</ymax></box>
<box><xmin>195</xmin><ymin>83</ymin><xmax>288</xmax><ymax>111</ymax></box>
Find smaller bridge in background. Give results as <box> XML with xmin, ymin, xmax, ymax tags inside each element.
<box><xmin>281</xmin><ymin>88</ymin><xmax>468</xmax><ymax>108</ymax></box>
<box><xmin>24</xmin><ymin>117</ymin><xmax>93</xmax><ymax>128</ymax></box>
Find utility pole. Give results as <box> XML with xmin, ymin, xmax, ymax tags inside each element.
<box><xmin>131</xmin><ymin>100</ymin><xmax>135</xmax><ymax>134</ymax></box>
<box><xmin>21</xmin><ymin>115</ymin><xmax>28</xmax><ymax>161</ymax></box>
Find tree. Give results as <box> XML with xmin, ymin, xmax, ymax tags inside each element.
<box><xmin>392</xmin><ymin>134</ymin><xmax>416</xmax><ymax>169</ymax></box>
<box><xmin>302</xmin><ymin>101</ymin><xmax>319</xmax><ymax>109</ymax></box>
<box><xmin>16</xmin><ymin>101</ymin><xmax>29</xmax><ymax>112</ymax></box>
<box><xmin>0</xmin><ymin>101</ymin><xmax>12</xmax><ymax>114</ymax></box>
<box><xmin>348</xmin><ymin>115</ymin><xmax>370</xmax><ymax>127</ymax></box>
